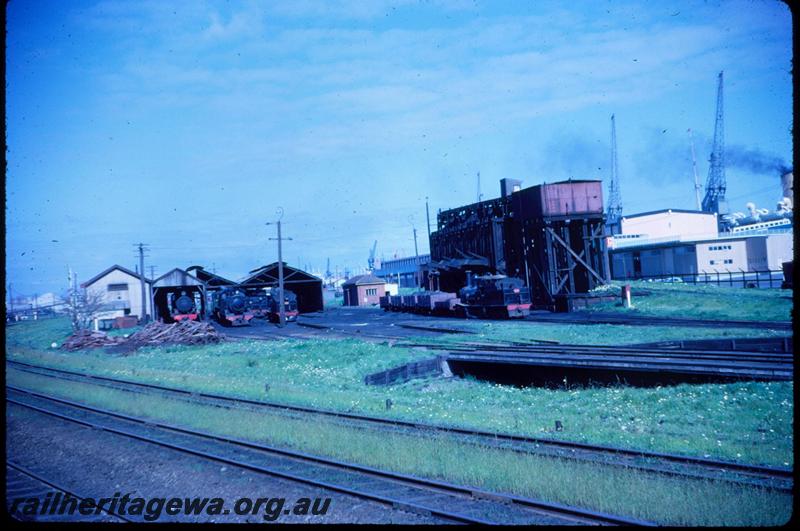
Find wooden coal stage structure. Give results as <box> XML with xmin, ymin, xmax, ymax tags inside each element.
<box><xmin>430</xmin><ymin>179</ymin><xmax>610</xmax><ymax>312</ymax></box>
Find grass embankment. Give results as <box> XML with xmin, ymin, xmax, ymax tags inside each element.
<box><xmin>584</xmin><ymin>281</ymin><xmax>792</xmax><ymax>322</ymax></box>
<box><xmin>7</xmin><ymin>368</ymin><xmax>792</xmax><ymax>526</ymax></box>
<box><xmin>7</xmin><ymin>319</ymin><xmax>793</xmax><ymax>467</ymax></box>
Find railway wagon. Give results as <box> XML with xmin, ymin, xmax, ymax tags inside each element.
<box><xmin>415</xmin><ymin>291</ymin><xmax>458</xmax><ymax>315</ymax></box>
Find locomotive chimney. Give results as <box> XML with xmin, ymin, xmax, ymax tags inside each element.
<box><xmin>781</xmin><ymin>171</ymin><xmax>793</xmax><ymax>209</ymax></box>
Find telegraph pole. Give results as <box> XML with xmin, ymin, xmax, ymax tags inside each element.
<box><xmin>425</xmin><ymin>196</ymin><xmax>432</xmax><ymax>245</ymax></box>
<box><xmin>136</xmin><ymin>243</ymin><xmax>149</xmax><ymax>323</ymax></box>
<box><xmin>409</xmin><ymin>216</ymin><xmax>420</xmax><ymax>289</ymax></box>
<box><xmin>267</xmin><ymin>209</ymin><xmax>292</xmax><ymax>327</ymax></box>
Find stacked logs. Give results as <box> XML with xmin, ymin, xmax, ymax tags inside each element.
<box><xmin>60</xmin><ymin>329</ymin><xmax>126</xmax><ymax>351</ymax></box>
<box><xmin>59</xmin><ymin>321</ymin><xmax>226</xmax><ymax>351</ymax></box>
<box><xmin>127</xmin><ymin>320</ymin><xmax>226</xmax><ymax>346</ymax></box>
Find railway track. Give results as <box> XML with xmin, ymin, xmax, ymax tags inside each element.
<box><xmin>396</xmin><ymin>341</ymin><xmax>794</xmax><ymax>364</ymax></box>
<box><xmin>6</xmin><ymin>385</ymin><xmax>653</xmax><ymax>525</ymax></box>
<box><xmin>6</xmin><ymin>461</ymin><xmax>133</xmax><ymax>522</ymax></box>
<box><xmin>7</xmin><ymin>359</ymin><xmax>792</xmax><ymax>492</ymax></box>
<box><xmin>525</xmin><ymin>313</ymin><xmax>793</xmax><ymax>331</ymax></box>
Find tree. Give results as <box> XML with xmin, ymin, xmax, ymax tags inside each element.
<box><xmin>61</xmin><ymin>287</ymin><xmax>107</xmax><ymax>332</ymax></box>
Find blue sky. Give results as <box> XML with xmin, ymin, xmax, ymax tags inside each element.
<box><xmin>6</xmin><ymin>0</ymin><xmax>793</xmax><ymax>296</ymax></box>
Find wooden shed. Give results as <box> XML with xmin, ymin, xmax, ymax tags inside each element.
<box><xmin>152</xmin><ymin>268</ymin><xmax>207</xmax><ymax>322</ymax></box>
<box><xmin>240</xmin><ymin>262</ymin><xmax>323</xmax><ymax>313</ymax></box>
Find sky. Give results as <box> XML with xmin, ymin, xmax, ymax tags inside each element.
<box><xmin>5</xmin><ymin>0</ymin><xmax>794</xmax><ymax>297</ymax></box>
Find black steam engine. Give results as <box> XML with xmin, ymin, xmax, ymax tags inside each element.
<box><xmin>212</xmin><ymin>287</ymin><xmax>253</xmax><ymax>326</ymax></box>
<box><xmin>168</xmin><ymin>290</ymin><xmax>201</xmax><ymax>322</ymax></box>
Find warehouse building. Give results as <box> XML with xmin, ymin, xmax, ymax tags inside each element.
<box><xmin>609</xmin><ymin>209</ymin><xmax>793</xmax><ymax>279</ymax></box>
<box><xmin>81</xmin><ymin>264</ymin><xmax>153</xmax><ymax>329</ymax></box>
<box><xmin>374</xmin><ymin>254</ymin><xmax>431</xmax><ymax>288</ymax></box>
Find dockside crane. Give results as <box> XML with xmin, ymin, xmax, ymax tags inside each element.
<box><xmin>606</xmin><ymin>114</ymin><xmax>623</xmax><ymax>228</ymax></box>
<box><xmin>325</xmin><ymin>258</ymin><xmax>332</xmax><ymax>287</ymax></box>
<box><xmin>701</xmin><ymin>71</ymin><xmax>728</xmax><ymax>220</ymax></box>
<box><xmin>368</xmin><ymin>240</ymin><xmax>378</xmax><ymax>271</ymax></box>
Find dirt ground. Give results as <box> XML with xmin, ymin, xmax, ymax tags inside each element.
<box><xmin>5</xmin><ymin>404</ymin><xmax>441</xmax><ymax>524</ymax></box>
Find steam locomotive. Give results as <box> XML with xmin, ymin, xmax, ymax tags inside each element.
<box><xmin>380</xmin><ymin>274</ymin><xmax>532</xmax><ymax>319</ymax></box>
<box><xmin>168</xmin><ymin>290</ymin><xmax>201</xmax><ymax>322</ymax></box>
<box><xmin>212</xmin><ymin>287</ymin><xmax>299</xmax><ymax>326</ymax></box>
<box><xmin>265</xmin><ymin>288</ymin><xmax>299</xmax><ymax>323</ymax></box>
<box><xmin>245</xmin><ymin>288</ymin><xmax>299</xmax><ymax>323</ymax></box>
<box><xmin>212</xmin><ymin>287</ymin><xmax>254</xmax><ymax>326</ymax></box>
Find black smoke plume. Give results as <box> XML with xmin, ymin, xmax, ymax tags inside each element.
<box><xmin>726</xmin><ymin>145</ymin><xmax>791</xmax><ymax>175</ymax></box>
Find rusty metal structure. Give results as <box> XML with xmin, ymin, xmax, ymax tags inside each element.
<box><xmin>430</xmin><ymin>179</ymin><xmax>609</xmax><ymax>311</ymax></box>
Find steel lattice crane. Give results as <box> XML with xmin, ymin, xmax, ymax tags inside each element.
<box><xmin>606</xmin><ymin>114</ymin><xmax>623</xmax><ymax>227</ymax></box>
<box><xmin>701</xmin><ymin>71</ymin><xmax>728</xmax><ymax>217</ymax></box>
<box><xmin>367</xmin><ymin>240</ymin><xmax>378</xmax><ymax>271</ymax></box>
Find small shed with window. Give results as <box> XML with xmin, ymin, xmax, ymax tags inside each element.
<box><xmin>341</xmin><ymin>274</ymin><xmax>386</xmax><ymax>306</ymax></box>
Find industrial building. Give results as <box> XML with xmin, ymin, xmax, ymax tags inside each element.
<box><xmin>374</xmin><ymin>254</ymin><xmax>431</xmax><ymax>288</ymax></box>
<box><xmin>609</xmin><ymin>209</ymin><xmax>793</xmax><ymax>279</ymax></box>
<box><xmin>80</xmin><ymin>264</ymin><xmax>153</xmax><ymax>329</ymax></box>
<box><xmin>342</xmin><ymin>274</ymin><xmax>386</xmax><ymax>306</ymax></box>
<box><xmin>430</xmin><ymin>178</ymin><xmax>609</xmax><ymax>311</ymax></box>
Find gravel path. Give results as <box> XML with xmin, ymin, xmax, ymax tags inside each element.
<box><xmin>6</xmin><ymin>404</ymin><xmax>441</xmax><ymax>524</ymax></box>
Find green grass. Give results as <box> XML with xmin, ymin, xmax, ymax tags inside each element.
<box><xmin>585</xmin><ymin>281</ymin><xmax>793</xmax><ymax>322</ymax></box>
<box><xmin>7</xmin><ymin>369</ymin><xmax>792</xmax><ymax>526</ymax></box>
<box><xmin>6</xmin><ymin>319</ymin><xmax>793</xmax><ymax>468</ymax></box>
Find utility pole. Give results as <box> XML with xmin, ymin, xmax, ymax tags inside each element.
<box><xmin>425</xmin><ymin>196</ymin><xmax>432</xmax><ymax>248</ymax></box>
<box><xmin>136</xmin><ymin>243</ymin><xmax>149</xmax><ymax>323</ymax></box>
<box><xmin>688</xmin><ymin>128</ymin><xmax>703</xmax><ymax>211</ymax></box>
<box><xmin>409</xmin><ymin>216</ymin><xmax>420</xmax><ymax>289</ymax></box>
<box><xmin>148</xmin><ymin>265</ymin><xmax>157</xmax><ymax>323</ymax></box>
<box><xmin>477</xmin><ymin>172</ymin><xmax>483</xmax><ymax>203</ymax></box>
<box><xmin>267</xmin><ymin>209</ymin><xmax>292</xmax><ymax>327</ymax></box>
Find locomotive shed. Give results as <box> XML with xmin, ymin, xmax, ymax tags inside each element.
<box><xmin>151</xmin><ymin>268</ymin><xmax>208</xmax><ymax>323</ymax></box>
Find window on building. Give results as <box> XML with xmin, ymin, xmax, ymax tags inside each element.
<box><xmin>108</xmin><ymin>283</ymin><xmax>128</xmax><ymax>291</ymax></box>
<box><xmin>366</xmin><ymin>288</ymin><xmax>377</xmax><ymax>296</ymax></box>
<box><xmin>709</xmin><ymin>260</ymin><xmax>716</xmax><ymax>265</ymax></box>
<box><xmin>724</xmin><ymin>259</ymin><xmax>733</xmax><ymax>264</ymax></box>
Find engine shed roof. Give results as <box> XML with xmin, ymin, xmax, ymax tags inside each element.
<box><xmin>153</xmin><ymin>268</ymin><xmax>205</xmax><ymax>288</ymax></box>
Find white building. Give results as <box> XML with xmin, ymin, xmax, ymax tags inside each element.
<box><xmin>618</xmin><ymin>209</ymin><xmax>718</xmax><ymax>241</ymax></box>
<box><xmin>81</xmin><ymin>265</ymin><xmax>153</xmax><ymax>328</ymax></box>
<box><xmin>610</xmin><ymin>227</ymin><xmax>793</xmax><ymax>279</ymax></box>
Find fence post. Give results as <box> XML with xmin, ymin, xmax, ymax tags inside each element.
<box><xmin>716</xmin><ymin>271</ymin><xmax>720</xmax><ymax>286</ymax></box>
<box><xmin>740</xmin><ymin>268</ymin><xmax>746</xmax><ymax>288</ymax></box>
<box><xmin>769</xmin><ymin>270</ymin><xmax>774</xmax><ymax>288</ymax></box>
